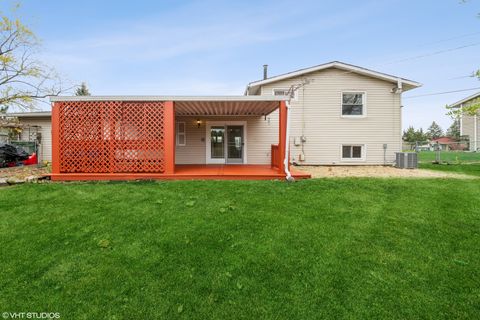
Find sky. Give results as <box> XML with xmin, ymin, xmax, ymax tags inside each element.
<box><xmin>2</xmin><ymin>0</ymin><xmax>480</xmax><ymax>130</ymax></box>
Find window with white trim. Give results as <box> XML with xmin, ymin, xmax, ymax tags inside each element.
<box><xmin>176</xmin><ymin>122</ymin><xmax>186</xmax><ymax>146</ymax></box>
<box><xmin>342</xmin><ymin>92</ymin><xmax>365</xmax><ymax>116</ymax></box>
<box><xmin>273</xmin><ymin>88</ymin><xmax>297</xmax><ymax>100</ymax></box>
<box><xmin>342</xmin><ymin>145</ymin><xmax>364</xmax><ymax>160</ymax></box>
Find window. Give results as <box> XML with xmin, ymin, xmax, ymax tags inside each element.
<box><xmin>342</xmin><ymin>145</ymin><xmax>364</xmax><ymax>160</ymax></box>
<box><xmin>176</xmin><ymin>122</ymin><xmax>186</xmax><ymax>146</ymax></box>
<box><xmin>342</xmin><ymin>92</ymin><xmax>365</xmax><ymax>116</ymax></box>
<box><xmin>273</xmin><ymin>88</ymin><xmax>297</xmax><ymax>100</ymax></box>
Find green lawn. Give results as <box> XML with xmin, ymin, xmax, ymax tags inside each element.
<box><xmin>418</xmin><ymin>151</ymin><xmax>480</xmax><ymax>176</ymax></box>
<box><xmin>420</xmin><ymin>162</ymin><xmax>480</xmax><ymax>177</ymax></box>
<box><xmin>418</xmin><ymin>151</ymin><xmax>480</xmax><ymax>163</ymax></box>
<box><xmin>1</xmin><ymin>180</ymin><xmax>479</xmax><ymax>319</ymax></box>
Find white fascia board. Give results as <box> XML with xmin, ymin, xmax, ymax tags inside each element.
<box><xmin>6</xmin><ymin>111</ymin><xmax>52</xmax><ymax>117</ymax></box>
<box><xmin>50</xmin><ymin>95</ymin><xmax>289</xmax><ymax>102</ymax></box>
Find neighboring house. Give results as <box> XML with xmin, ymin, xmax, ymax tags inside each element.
<box><xmin>5</xmin><ymin>111</ymin><xmax>52</xmax><ymax>162</ymax></box>
<box><xmin>13</xmin><ymin>61</ymin><xmax>421</xmax><ymax>179</ymax></box>
<box><xmin>246</xmin><ymin>61</ymin><xmax>421</xmax><ymax>165</ymax></box>
<box><xmin>449</xmin><ymin>92</ymin><xmax>480</xmax><ymax>152</ymax></box>
<box><xmin>430</xmin><ymin>137</ymin><xmax>460</xmax><ymax>151</ymax></box>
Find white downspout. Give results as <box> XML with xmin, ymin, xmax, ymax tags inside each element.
<box><xmin>459</xmin><ymin>104</ymin><xmax>463</xmax><ymax>136</ymax></box>
<box><xmin>284</xmin><ymin>100</ymin><xmax>294</xmax><ymax>181</ymax></box>
<box><xmin>475</xmin><ymin>114</ymin><xmax>478</xmax><ymax>152</ymax></box>
<box><xmin>397</xmin><ymin>79</ymin><xmax>403</xmax><ymax>158</ymax></box>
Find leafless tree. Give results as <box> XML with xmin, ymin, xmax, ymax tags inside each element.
<box><xmin>0</xmin><ymin>10</ymin><xmax>69</xmax><ymax>112</ymax></box>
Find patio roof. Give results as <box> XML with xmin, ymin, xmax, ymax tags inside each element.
<box><xmin>50</xmin><ymin>95</ymin><xmax>287</xmax><ymax>116</ymax></box>
<box><xmin>174</xmin><ymin>100</ymin><xmax>280</xmax><ymax>116</ymax></box>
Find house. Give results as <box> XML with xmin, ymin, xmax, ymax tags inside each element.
<box><xmin>14</xmin><ymin>61</ymin><xmax>420</xmax><ymax>180</ymax></box>
<box><xmin>246</xmin><ymin>61</ymin><xmax>421</xmax><ymax>165</ymax></box>
<box><xmin>2</xmin><ymin>111</ymin><xmax>52</xmax><ymax>162</ymax></box>
<box><xmin>429</xmin><ymin>137</ymin><xmax>458</xmax><ymax>151</ymax></box>
<box><xmin>449</xmin><ymin>92</ymin><xmax>480</xmax><ymax>151</ymax></box>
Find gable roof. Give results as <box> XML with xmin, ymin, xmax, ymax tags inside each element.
<box><xmin>245</xmin><ymin>61</ymin><xmax>422</xmax><ymax>95</ymax></box>
<box><xmin>431</xmin><ymin>137</ymin><xmax>456</xmax><ymax>144</ymax></box>
<box><xmin>448</xmin><ymin>91</ymin><xmax>480</xmax><ymax>108</ymax></box>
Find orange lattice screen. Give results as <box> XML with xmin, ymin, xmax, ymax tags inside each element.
<box><xmin>58</xmin><ymin>101</ymin><xmax>166</xmax><ymax>173</ymax></box>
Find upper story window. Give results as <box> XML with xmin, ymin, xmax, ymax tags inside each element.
<box><xmin>342</xmin><ymin>92</ymin><xmax>365</xmax><ymax>116</ymax></box>
<box><xmin>272</xmin><ymin>88</ymin><xmax>297</xmax><ymax>100</ymax></box>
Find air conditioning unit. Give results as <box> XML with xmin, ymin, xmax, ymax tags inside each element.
<box><xmin>395</xmin><ymin>152</ymin><xmax>418</xmax><ymax>169</ymax></box>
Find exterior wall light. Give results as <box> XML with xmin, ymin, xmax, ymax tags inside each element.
<box><xmin>196</xmin><ymin>119</ymin><xmax>201</xmax><ymax>128</ymax></box>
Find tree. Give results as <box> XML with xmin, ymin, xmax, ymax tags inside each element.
<box><xmin>446</xmin><ymin>1</ymin><xmax>480</xmax><ymax>117</ymax></box>
<box><xmin>446</xmin><ymin>119</ymin><xmax>460</xmax><ymax>139</ymax></box>
<box><xmin>0</xmin><ymin>6</ymin><xmax>66</xmax><ymax>112</ymax></box>
<box><xmin>402</xmin><ymin>126</ymin><xmax>428</xmax><ymax>143</ymax></box>
<box><xmin>426</xmin><ymin>121</ymin><xmax>443</xmax><ymax>140</ymax></box>
<box><xmin>402</xmin><ymin>126</ymin><xmax>416</xmax><ymax>142</ymax></box>
<box><xmin>414</xmin><ymin>128</ymin><xmax>429</xmax><ymax>142</ymax></box>
<box><xmin>75</xmin><ymin>82</ymin><xmax>91</xmax><ymax>96</ymax></box>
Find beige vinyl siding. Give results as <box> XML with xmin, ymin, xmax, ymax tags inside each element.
<box><xmin>461</xmin><ymin>112</ymin><xmax>479</xmax><ymax>151</ymax></box>
<box><xmin>175</xmin><ymin>116</ymin><xmax>278</xmax><ymax>164</ymax></box>
<box><xmin>18</xmin><ymin>117</ymin><xmax>52</xmax><ymax>162</ymax></box>
<box><xmin>259</xmin><ymin>68</ymin><xmax>402</xmax><ymax>165</ymax></box>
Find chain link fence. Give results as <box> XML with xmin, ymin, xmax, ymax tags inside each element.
<box><xmin>403</xmin><ymin>140</ymin><xmax>480</xmax><ymax>164</ymax></box>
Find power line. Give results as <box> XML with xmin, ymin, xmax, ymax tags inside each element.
<box><xmin>417</xmin><ymin>31</ymin><xmax>480</xmax><ymax>48</ymax></box>
<box><xmin>382</xmin><ymin>42</ymin><xmax>480</xmax><ymax>65</ymax></box>
<box><xmin>447</xmin><ymin>73</ymin><xmax>476</xmax><ymax>80</ymax></box>
<box><xmin>264</xmin><ymin>33</ymin><xmax>480</xmax><ymax>91</ymax></box>
<box><xmin>302</xmin><ymin>42</ymin><xmax>480</xmax><ymax>81</ymax></box>
<box><xmin>404</xmin><ymin>87</ymin><xmax>480</xmax><ymax>99</ymax></box>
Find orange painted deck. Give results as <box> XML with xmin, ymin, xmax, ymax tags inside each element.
<box><xmin>50</xmin><ymin>165</ymin><xmax>311</xmax><ymax>181</ymax></box>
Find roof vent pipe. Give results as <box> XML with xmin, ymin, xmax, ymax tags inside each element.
<box><xmin>263</xmin><ymin>64</ymin><xmax>268</xmax><ymax>80</ymax></box>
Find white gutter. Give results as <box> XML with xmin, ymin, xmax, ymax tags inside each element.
<box><xmin>284</xmin><ymin>100</ymin><xmax>294</xmax><ymax>181</ymax></box>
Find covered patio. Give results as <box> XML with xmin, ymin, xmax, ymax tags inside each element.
<box><xmin>49</xmin><ymin>96</ymin><xmax>311</xmax><ymax>181</ymax></box>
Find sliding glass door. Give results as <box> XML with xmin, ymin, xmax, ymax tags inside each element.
<box><xmin>226</xmin><ymin>126</ymin><xmax>243</xmax><ymax>164</ymax></box>
<box><xmin>206</xmin><ymin>122</ymin><xmax>245</xmax><ymax>164</ymax></box>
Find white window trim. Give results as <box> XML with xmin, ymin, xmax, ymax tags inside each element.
<box><xmin>340</xmin><ymin>144</ymin><xmax>366</xmax><ymax>162</ymax></box>
<box><xmin>272</xmin><ymin>88</ymin><xmax>298</xmax><ymax>101</ymax></box>
<box><xmin>176</xmin><ymin>121</ymin><xmax>186</xmax><ymax>146</ymax></box>
<box><xmin>341</xmin><ymin>91</ymin><xmax>367</xmax><ymax>118</ymax></box>
<box><xmin>205</xmin><ymin>121</ymin><xmax>248</xmax><ymax>164</ymax></box>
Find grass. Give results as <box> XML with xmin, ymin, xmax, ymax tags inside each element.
<box><xmin>1</xmin><ymin>179</ymin><xmax>480</xmax><ymax>319</ymax></box>
<box><xmin>418</xmin><ymin>151</ymin><xmax>480</xmax><ymax>163</ymax></box>
<box><xmin>417</xmin><ymin>151</ymin><xmax>480</xmax><ymax>176</ymax></box>
<box><xmin>420</xmin><ymin>162</ymin><xmax>480</xmax><ymax>177</ymax></box>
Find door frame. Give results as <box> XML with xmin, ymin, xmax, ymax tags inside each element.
<box><xmin>205</xmin><ymin>121</ymin><xmax>247</xmax><ymax>164</ymax></box>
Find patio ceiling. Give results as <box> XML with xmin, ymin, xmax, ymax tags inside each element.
<box><xmin>174</xmin><ymin>100</ymin><xmax>280</xmax><ymax>116</ymax></box>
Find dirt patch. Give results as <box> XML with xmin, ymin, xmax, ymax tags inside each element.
<box><xmin>296</xmin><ymin>165</ymin><xmax>477</xmax><ymax>179</ymax></box>
<box><xmin>0</xmin><ymin>164</ymin><xmax>51</xmax><ymax>183</ymax></box>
